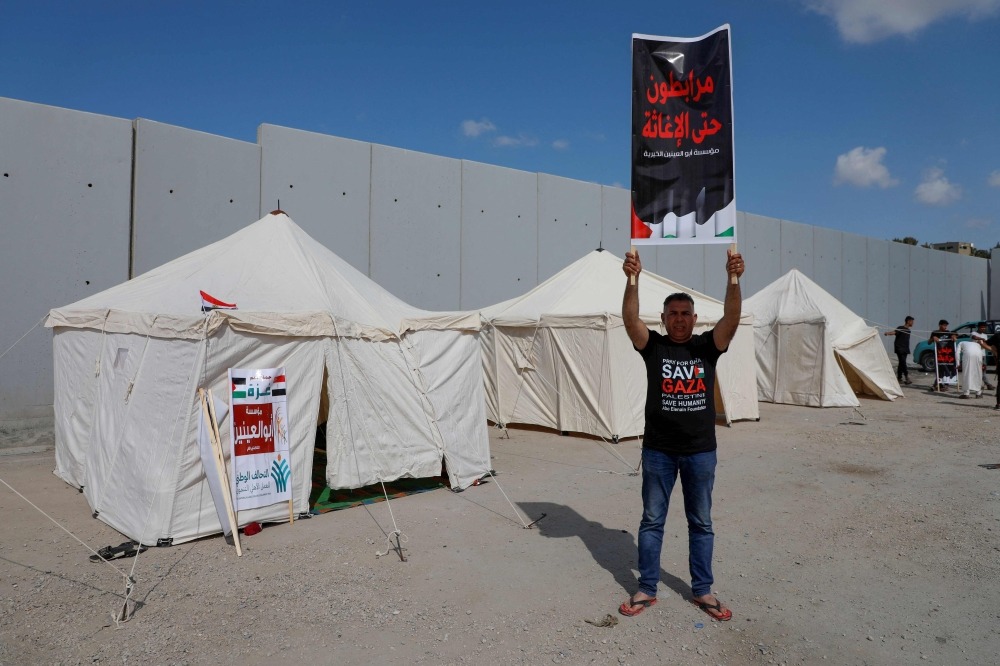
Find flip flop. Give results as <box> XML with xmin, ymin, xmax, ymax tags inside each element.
<box><xmin>618</xmin><ymin>595</ymin><xmax>657</xmax><ymax>617</ymax></box>
<box><xmin>690</xmin><ymin>597</ymin><xmax>732</xmax><ymax>621</ymax></box>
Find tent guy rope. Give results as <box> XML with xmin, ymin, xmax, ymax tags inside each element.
<box><xmin>0</xmin><ymin>475</ymin><xmax>137</xmax><ymax>622</ymax></box>
<box><xmin>0</xmin><ymin>314</ymin><xmax>46</xmax><ymax>363</ymax></box>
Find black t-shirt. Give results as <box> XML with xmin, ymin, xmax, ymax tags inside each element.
<box><xmin>893</xmin><ymin>325</ymin><xmax>911</xmax><ymax>354</ymax></box>
<box><xmin>637</xmin><ymin>329</ymin><xmax>725</xmax><ymax>455</ymax></box>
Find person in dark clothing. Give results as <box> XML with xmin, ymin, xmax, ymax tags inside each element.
<box><xmin>929</xmin><ymin>320</ymin><xmax>957</xmax><ymax>392</ymax></box>
<box><xmin>984</xmin><ymin>330</ymin><xmax>1000</xmax><ymax>409</ymax></box>
<box><xmin>884</xmin><ymin>316</ymin><xmax>914</xmax><ymax>385</ymax></box>
<box><xmin>618</xmin><ymin>248</ymin><xmax>743</xmax><ymax>621</ymax></box>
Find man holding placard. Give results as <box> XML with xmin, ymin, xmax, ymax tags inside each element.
<box><xmin>623</xmin><ymin>24</ymin><xmax>740</xmax><ymax>620</ymax></box>
<box><xmin>618</xmin><ymin>249</ymin><xmax>743</xmax><ymax>620</ymax></box>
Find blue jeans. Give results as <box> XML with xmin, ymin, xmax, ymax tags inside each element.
<box><xmin>637</xmin><ymin>447</ymin><xmax>717</xmax><ymax>598</ymax></box>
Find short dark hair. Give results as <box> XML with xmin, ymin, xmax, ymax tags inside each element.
<box><xmin>905</xmin><ymin>316</ymin><xmax>914</xmax><ymax>323</ymax></box>
<box><xmin>939</xmin><ymin>319</ymin><xmax>949</xmax><ymax>326</ymax></box>
<box><xmin>663</xmin><ymin>292</ymin><xmax>695</xmax><ymax>309</ymax></box>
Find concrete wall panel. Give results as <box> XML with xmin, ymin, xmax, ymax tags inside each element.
<box><xmin>460</xmin><ymin>161</ymin><xmax>537</xmax><ymax>308</ymax></box>
<box><xmin>703</xmin><ymin>244</ymin><xmax>732</xmax><ymax>301</ymax></box>
<box><xmin>537</xmin><ymin>174</ymin><xmax>602</xmax><ymax>282</ymax></box>
<box><xmin>841</xmin><ymin>232</ymin><xmax>868</xmax><ymax>318</ymax></box>
<box><xmin>654</xmin><ymin>245</ymin><xmax>707</xmax><ymax>295</ymax></box>
<box><xmin>741</xmin><ymin>212</ymin><xmax>781</xmax><ymax>297</ymax></box>
<box><xmin>370</xmin><ymin>145</ymin><xmax>461</xmax><ymax>309</ymax></box>
<box><xmin>780</xmin><ymin>218</ymin><xmax>814</xmax><ymax>276</ymax></box>
<box><xmin>907</xmin><ymin>247</ymin><xmax>930</xmax><ymax>340</ymax></box>
<box><xmin>991</xmin><ymin>248</ymin><xmax>1000</xmax><ymax>319</ymax></box>
<box><xmin>0</xmin><ymin>98</ymin><xmax>132</xmax><ymax>421</ymax></box>
<box><xmin>926</xmin><ymin>249</ymin><xmax>950</xmax><ymax>332</ymax></box>
<box><xmin>866</xmin><ymin>239</ymin><xmax>890</xmax><ymax>335</ymax></box>
<box><xmin>600</xmin><ymin>185</ymin><xmax>631</xmax><ymax>259</ymax></box>
<box><xmin>133</xmin><ymin>119</ymin><xmax>260</xmax><ymax>275</ymax></box>
<box><xmin>961</xmin><ymin>256</ymin><xmax>988</xmax><ymax>322</ymax></box>
<box><xmin>944</xmin><ymin>253</ymin><xmax>963</xmax><ymax>325</ymax></box>
<box><xmin>258</xmin><ymin>124</ymin><xmax>371</xmax><ymax>275</ymax></box>
<box><xmin>888</xmin><ymin>242</ymin><xmax>911</xmax><ymax>331</ymax></box>
<box><xmin>813</xmin><ymin>226</ymin><xmax>843</xmax><ymax>301</ymax></box>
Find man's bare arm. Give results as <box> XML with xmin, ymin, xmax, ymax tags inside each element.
<box><xmin>623</xmin><ymin>251</ymin><xmax>649</xmax><ymax>350</ymax></box>
<box><xmin>713</xmin><ymin>250</ymin><xmax>744</xmax><ymax>352</ymax></box>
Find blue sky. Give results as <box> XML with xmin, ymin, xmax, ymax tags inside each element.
<box><xmin>3</xmin><ymin>1</ymin><xmax>1000</xmax><ymax>250</ymax></box>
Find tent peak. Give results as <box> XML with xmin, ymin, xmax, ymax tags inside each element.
<box><xmin>269</xmin><ymin>209</ymin><xmax>286</xmax><ymax>216</ymax></box>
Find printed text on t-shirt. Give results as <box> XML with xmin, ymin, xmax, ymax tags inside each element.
<box><xmin>661</xmin><ymin>358</ymin><xmax>708</xmax><ymax>412</ymax></box>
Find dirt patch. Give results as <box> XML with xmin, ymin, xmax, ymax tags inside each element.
<box><xmin>2</xmin><ymin>382</ymin><xmax>1000</xmax><ymax>664</ymax></box>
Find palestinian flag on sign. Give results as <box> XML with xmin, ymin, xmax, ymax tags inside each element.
<box><xmin>232</xmin><ymin>376</ymin><xmax>247</xmax><ymax>399</ymax></box>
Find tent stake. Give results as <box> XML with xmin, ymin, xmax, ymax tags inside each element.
<box><xmin>394</xmin><ymin>531</ymin><xmax>406</xmax><ymax>562</ymax></box>
<box><xmin>525</xmin><ymin>512</ymin><xmax>547</xmax><ymax>529</ymax></box>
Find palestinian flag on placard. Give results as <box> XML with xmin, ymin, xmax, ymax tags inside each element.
<box><xmin>200</xmin><ymin>290</ymin><xmax>237</xmax><ymax>312</ymax></box>
<box><xmin>271</xmin><ymin>374</ymin><xmax>287</xmax><ymax>396</ymax></box>
<box><xmin>695</xmin><ymin>366</ymin><xmax>704</xmax><ymax>379</ymax></box>
<box><xmin>232</xmin><ymin>376</ymin><xmax>247</xmax><ymax>399</ymax></box>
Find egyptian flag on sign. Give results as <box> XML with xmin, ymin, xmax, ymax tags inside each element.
<box><xmin>200</xmin><ymin>290</ymin><xmax>237</xmax><ymax>312</ymax></box>
<box><xmin>271</xmin><ymin>374</ymin><xmax>287</xmax><ymax>397</ymax></box>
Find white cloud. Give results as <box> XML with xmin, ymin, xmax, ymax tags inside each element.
<box><xmin>493</xmin><ymin>133</ymin><xmax>538</xmax><ymax>148</ymax></box>
<box><xmin>833</xmin><ymin>146</ymin><xmax>898</xmax><ymax>188</ymax></box>
<box><xmin>964</xmin><ymin>217</ymin><xmax>991</xmax><ymax>230</ymax></box>
<box><xmin>461</xmin><ymin>118</ymin><xmax>496</xmax><ymax>138</ymax></box>
<box><xmin>988</xmin><ymin>170</ymin><xmax>1000</xmax><ymax>187</ymax></box>
<box><xmin>551</xmin><ymin>139</ymin><xmax>570</xmax><ymax>150</ymax></box>
<box><xmin>805</xmin><ymin>0</ymin><xmax>1000</xmax><ymax>43</ymax></box>
<box><xmin>915</xmin><ymin>167</ymin><xmax>962</xmax><ymax>205</ymax></box>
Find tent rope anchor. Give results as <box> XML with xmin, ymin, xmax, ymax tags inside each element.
<box><xmin>113</xmin><ymin>576</ymin><xmax>137</xmax><ymax>625</ymax></box>
<box><xmin>376</xmin><ymin>529</ymin><xmax>408</xmax><ymax>562</ymax></box>
<box><xmin>524</xmin><ymin>512</ymin><xmax>547</xmax><ymax>529</ymax></box>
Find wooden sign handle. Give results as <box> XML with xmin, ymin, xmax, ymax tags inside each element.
<box><xmin>729</xmin><ymin>243</ymin><xmax>738</xmax><ymax>285</ymax></box>
<box><xmin>629</xmin><ymin>245</ymin><xmax>636</xmax><ymax>286</ymax></box>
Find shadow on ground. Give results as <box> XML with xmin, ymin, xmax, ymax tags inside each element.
<box><xmin>518</xmin><ymin>501</ymin><xmax>689</xmax><ymax>599</ymax></box>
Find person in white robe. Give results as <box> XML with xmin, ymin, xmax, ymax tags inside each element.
<box><xmin>957</xmin><ymin>340</ymin><xmax>985</xmax><ymax>398</ymax></box>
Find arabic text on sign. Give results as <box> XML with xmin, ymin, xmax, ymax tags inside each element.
<box><xmin>645</xmin><ymin>71</ymin><xmax>715</xmax><ymax>105</ymax></box>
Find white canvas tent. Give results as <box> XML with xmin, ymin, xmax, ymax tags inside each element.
<box><xmin>480</xmin><ymin>250</ymin><xmax>759</xmax><ymax>441</ymax></box>
<box><xmin>743</xmin><ymin>269</ymin><xmax>903</xmax><ymax>407</ymax></box>
<box><xmin>45</xmin><ymin>211</ymin><xmax>491</xmax><ymax>545</ymax></box>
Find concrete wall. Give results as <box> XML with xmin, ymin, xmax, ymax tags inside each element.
<box><xmin>0</xmin><ymin>98</ymin><xmax>132</xmax><ymax>423</ymax></box>
<box><xmin>132</xmin><ymin>119</ymin><xmax>260</xmax><ymax>276</ymax></box>
<box><xmin>0</xmin><ymin>96</ymin><xmax>993</xmax><ymax>423</ymax></box>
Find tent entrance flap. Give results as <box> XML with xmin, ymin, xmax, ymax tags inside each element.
<box><xmin>835</xmin><ymin>353</ymin><xmax>873</xmax><ymax>396</ymax></box>
<box><xmin>775</xmin><ymin>320</ymin><xmax>826</xmax><ymax>407</ymax></box>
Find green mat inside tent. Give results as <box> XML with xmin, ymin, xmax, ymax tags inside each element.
<box><xmin>309</xmin><ymin>441</ymin><xmax>446</xmax><ymax>513</ymax></box>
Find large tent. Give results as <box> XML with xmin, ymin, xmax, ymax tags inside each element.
<box><xmin>743</xmin><ymin>269</ymin><xmax>903</xmax><ymax>407</ymax></box>
<box><xmin>45</xmin><ymin>211</ymin><xmax>491</xmax><ymax>545</ymax></box>
<box><xmin>480</xmin><ymin>250</ymin><xmax>759</xmax><ymax>441</ymax></box>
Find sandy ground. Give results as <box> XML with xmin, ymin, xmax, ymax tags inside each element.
<box><xmin>2</xmin><ymin>377</ymin><xmax>1000</xmax><ymax>665</ymax></box>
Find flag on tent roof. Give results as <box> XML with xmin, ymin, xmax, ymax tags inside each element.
<box><xmin>200</xmin><ymin>290</ymin><xmax>237</xmax><ymax>312</ymax></box>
